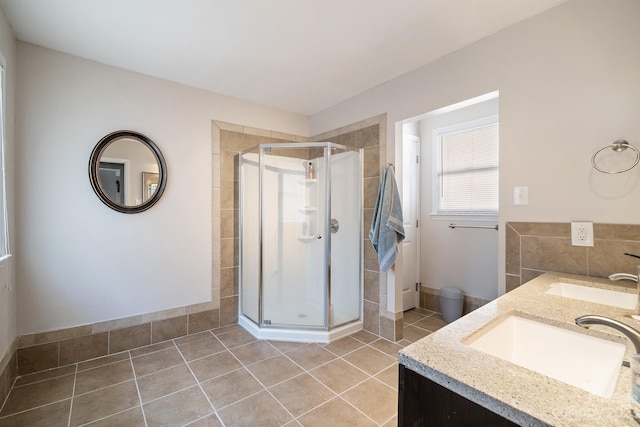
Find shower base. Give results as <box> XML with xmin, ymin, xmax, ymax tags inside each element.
<box><xmin>238</xmin><ymin>314</ymin><xmax>363</xmax><ymax>344</ymax></box>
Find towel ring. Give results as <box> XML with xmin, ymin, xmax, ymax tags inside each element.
<box><xmin>591</xmin><ymin>140</ymin><xmax>640</xmax><ymax>174</ymax></box>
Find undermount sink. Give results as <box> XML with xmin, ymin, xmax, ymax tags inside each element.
<box><xmin>545</xmin><ymin>282</ymin><xmax>636</xmax><ymax>309</ymax></box>
<box><xmin>466</xmin><ymin>315</ymin><xmax>626</xmax><ymax>397</ymax></box>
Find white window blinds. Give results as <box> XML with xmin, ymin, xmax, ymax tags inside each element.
<box><xmin>434</xmin><ymin>120</ymin><xmax>499</xmax><ymax>215</ymax></box>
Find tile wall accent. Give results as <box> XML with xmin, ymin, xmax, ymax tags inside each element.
<box><xmin>0</xmin><ymin>339</ymin><xmax>17</xmax><ymax>409</ymax></box>
<box><xmin>506</xmin><ymin>222</ymin><xmax>640</xmax><ymax>292</ymax></box>
<box><xmin>14</xmin><ymin>309</ymin><xmax>220</xmax><ymax>376</ymax></box>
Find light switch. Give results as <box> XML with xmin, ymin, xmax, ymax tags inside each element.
<box><xmin>513</xmin><ymin>186</ymin><xmax>528</xmax><ymax>205</ymax></box>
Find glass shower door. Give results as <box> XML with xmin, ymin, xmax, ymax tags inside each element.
<box><xmin>261</xmin><ymin>147</ymin><xmax>327</xmax><ymax>328</ymax></box>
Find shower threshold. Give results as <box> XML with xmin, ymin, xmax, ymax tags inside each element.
<box><xmin>238</xmin><ymin>314</ymin><xmax>363</xmax><ymax>344</ymax></box>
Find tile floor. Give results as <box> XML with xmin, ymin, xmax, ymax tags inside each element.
<box><xmin>0</xmin><ymin>308</ymin><xmax>446</xmax><ymax>427</ymax></box>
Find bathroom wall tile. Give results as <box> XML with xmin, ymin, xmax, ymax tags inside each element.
<box><xmin>110</xmin><ymin>324</ymin><xmax>151</xmax><ymax>353</ymax></box>
<box><xmin>93</xmin><ymin>314</ymin><xmax>144</xmax><ymax>334</ymax></box>
<box><xmin>521</xmin><ymin>236</ymin><xmax>587</xmax><ymax>275</ymax></box>
<box><xmin>378</xmin><ymin>316</ymin><xmax>395</xmax><ymax>342</ymax></box>
<box><xmin>505</xmin><ymin>223</ymin><xmax>520</xmax><ymax>275</ymax></box>
<box><xmin>589</xmin><ymin>239</ymin><xmax>640</xmax><ymax>278</ymax></box>
<box><xmin>243</xmin><ymin>126</ymin><xmax>272</xmax><ymax>138</ymax></box>
<box><xmin>505</xmin><ymin>274</ymin><xmax>520</xmax><ymax>293</ymax></box>
<box><xmin>220</xmin><ymin>209</ymin><xmax>238</xmax><ymax>239</ymax></box>
<box><xmin>151</xmin><ymin>316</ymin><xmax>187</xmax><ymax>343</ymax></box>
<box><xmin>395</xmin><ymin>318</ymin><xmax>403</xmax><ymax>342</ymax></box>
<box><xmin>363</xmin><ymin>146</ymin><xmax>380</xmax><ymax>179</ymax></box>
<box><xmin>188</xmin><ymin>309</ymin><xmax>220</xmax><ymax>334</ymax></box>
<box><xmin>363</xmin><ymin>269</ymin><xmax>380</xmax><ymax>303</ymax></box>
<box><xmin>595</xmin><ymin>223</ymin><xmax>640</xmax><ymax>241</ymax></box>
<box><xmin>364</xmin><ymin>244</ymin><xmax>379</xmax><ymax>272</ymax></box>
<box><xmin>185</xmin><ymin>301</ymin><xmax>217</xmax><ymax>315</ymax></box>
<box><xmin>220</xmin><ymin>267</ymin><xmax>238</xmax><ymax>297</ymax></box>
<box><xmin>357</xmin><ymin>125</ymin><xmax>381</xmax><ymax>149</ymax></box>
<box><xmin>220</xmin><ymin>295</ymin><xmax>239</xmax><ymax>326</ymax></box>
<box><xmin>337</xmin><ymin>130</ymin><xmax>357</xmax><ymax>148</ymax></box>
<box><xmin>142</xmin><ymin>307</ymin><xmax>186</xmax><ymax>324</ymax></box>
<box><xmin>217</xmin><ymin>122</ymin><xmax>244</xmax><ymax>133</ymax></box>
<box><xmin>363</xmin><ymin>176</ymin><xmax>379</xmax><ymax>209</ymax></box>
<box><xmin>220</xmin><ymin>237</ymin><xmax>238</xmax><ymax>269</ymax></box>
<box><xmin>521</xmin><ymin>268</ymin><xmax>545</xmax><ymax>284</ymax></box>
<box><xmin>462</xmin><ymin>296</ymin><xmax>488</xmax><ymax>315</ymax></box>
<box><xmin>59</xmin><ymin>332</ymin><xmax>108</xmax><ymax>365</ymax></box>
<box><xmin>363</xmin><ymin>208</ymin><xmax>373</xmax><ymax>235</ymax></box>
<box><xmin>0</xmin><ymin>366</ymin><xmax>6</xmax><ymax>407</ymax></box>
<box><xmin>220</xmin><ymin>179</ymin><xmax>237</xmax><ymax>210</ymax></box>
<box><xmin>363</xmin><ymin>300</ymin><xmax>380</xmax><ymax>335</ymax></box>
<box><xmin>221</xmin><ymin>150</ymin><xmax>238</xmax><ymax>182</ymax></box>
<box><xmin>17</xmin><ymin>342</ymin><xmax>58</xmax><ymax>375</ymax></box>
<box><xmin>508</xmin><ymin>222</ymin><xmax>570</xmax><ymax>237</ymax></box>
<box><xmin>19</xmin><ymin>325</ymin><xmax>93</xmax><ymax>347</ymax></box>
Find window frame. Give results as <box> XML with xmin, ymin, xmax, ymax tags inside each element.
<box><xmin>0</xmin><ymin>53</ymin><xmax>10</xmax><ymax>264</ymax></box>
<box><xmin>430</xmin><ymin>115</ymin><xmax>499</xmax><ymax>221</ymax></box>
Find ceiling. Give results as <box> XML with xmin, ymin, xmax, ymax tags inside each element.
<box><xmin>0</xmin><ymin>0</ymin><xmax>568</xmax><ymax>115</ymax></box>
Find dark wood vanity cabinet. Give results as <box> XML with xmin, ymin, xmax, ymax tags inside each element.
<box><xmin>398</xmin><ymin>364</ymin><xmax>519</xmax><ymax>426</ymax></box>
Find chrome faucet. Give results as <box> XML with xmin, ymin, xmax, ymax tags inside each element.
<box><xmin>610</xmin><ymin>273</ymin><xmax>639</xmax><ymax>283</ymax></box>
<box><xmin>576</xmin><ymin>315</ymin><xmax>640</xmax><ymax>354</ymax></box>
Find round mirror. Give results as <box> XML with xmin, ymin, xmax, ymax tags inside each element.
<box><xmin>89</xmin><ymin>130</ymin><xmax>167</xmax><ymax>213</ymax></box>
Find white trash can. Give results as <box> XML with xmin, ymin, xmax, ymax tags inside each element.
<box><xmin>439</xmin><ymin>287</ymin><xmax>464</xmax><ymax>323</ymax></box>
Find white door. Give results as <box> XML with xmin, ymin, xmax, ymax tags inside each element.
<box><xmin>402</xmin><ymin>135</ymin><xmax>420</xmax><ymax>311</ymax></box>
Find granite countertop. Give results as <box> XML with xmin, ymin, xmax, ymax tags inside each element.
<box><xmin>399</xmin><ymin>272</ymin><xmax>640</xmax><ymax>427</ymax></box>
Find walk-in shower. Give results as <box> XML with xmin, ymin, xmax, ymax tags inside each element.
<box><xmin>239</xmin><ymin>142</ymin><xmax>363</xmax><ymax>343</ymax></box>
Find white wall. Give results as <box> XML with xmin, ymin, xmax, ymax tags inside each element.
<box><xmin>0</xmin><ymin>6</ymin><xmax>16</xmax><ymax>361</ymax></box>
<box><xmin>310</xmin><ymin>0</ymin><xmax>640</xmax><ymax>298</ymax></box>
<box><xmin>16</xmin><ymin>43</ymin><xmax>308</xmax><ymax>334</ymax></box>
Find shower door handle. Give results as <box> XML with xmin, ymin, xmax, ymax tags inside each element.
<box><xmin>316</xmin><ymin>235</ymin><xmax>322</xmax><ymax>239</ymax></box>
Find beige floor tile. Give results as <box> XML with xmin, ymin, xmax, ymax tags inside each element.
<box><xmin>322</xmin><ymin>336</ymin><xmax>365</xmax><ymax>356</ymax></box>
<box><xmin>296</xmin><ymin>397</ymin><xmax>376</xmax><ymax>427</ymax></box>
<box><xmin>414</xmin><ymin>316</ymin><xmax>447</xmax><ymax>332</ymax></box>
<box><xmin>350</xmin><ymin>330</ymin><xmax>379</xmax><ymax>344</ymax></box>
<box><xmin>375</xmin><ymin>364</ymin><xmax>399</xmax><ymax>391</ymax></box>
<box><xmin>200</xmin><ymin>368</ymin><xmax>264</xmax><ymax>409</ymax></box>
<box><xmin>382</xmin><ymin>415</ymin><xmax>398</xmax><ymax>427</ymax></box>
<box><xmin>143</xmin><ymin>386</ymin><xmax>213</xmax><ymax>427</ymax></box>
<box><xmin>186</xmin><ymin>413</ymin><xmax>224</xmax><ymax>426</ymax></box>
<box><xmin>70</xmin><ymin>380</ymin><xmax>139</xmax><ymax>426</ymax></box>
<box><xmin>177</xmin><ymin>334</ymin><xmax>226</xmax><ymax>361</ymax></box>
<box><xmin>131</xmin><ymin>347</ymin><xmax>185</xmax><ymax>377</ymax></box>
<box><xmin>246</xmin><ymin>355</ymin><xmax>304</xmax><ymax>387</ymax></box>
<box><xmin>342</xmin><ymin>346</ymin><xmax>396</xmax><ymax>376</ymax></box>
<box><xmin>137</xmin><ymin>363</ymin><xmax>197</xmax><ymax>403</ymax></box>
<box><xmin>1</xmin><ymin>374</ymin><xmax>74</xmax><ymax>416</ymax></box>
<box><xmin>210</xmin><ymin>324</ymin><xmax>243</xmax><ymax>336</ymax></box>
<box><xmin>84</xmin><ymin>406</ymin><xmax>146</xmax><ymax>426</ymax></box>
<box><xmin>402</xmin><ymin>310</ymin><xmax>427</xmax><ymax>324</ymax></box>
<box><xmin>188</xmin><ymin>351</ymin><xmax>242</xmax><ymax>382</ymax></box>
<box><xmin>309</xmin><ymin>359</ymin><xmax>368</xmax><ymax>394</ymax></box>
<box><xmin>402</xmin><ymin>325</ymin><xmax>431</xmax><ymax>343</ymax></box>
<box><xmin>173</xmin><ymin>331</ymin><xmax>214</xmax><ymax>346</ymax></box>
<box><xmin>13</xmin><ymin>365</ymin><xmax>76</xmax><ymax>387</ymax></box>
<box><xmin>266</xmin><ymin>340</ymin><xmax>307</xmax><ymax>353</ymax></box>
<box><xmin>341</xmin><ymin>378</ymin><xmax>397</xmax><ymax>424</ymax></box>
<box><xmin>286</xmin><ymin>344</ymin><xmax>336</xmax><ymax>370</ymax></box>
<box><xmin>369</xmin><ymin>338</ymin><xmax>403</xmax><ymax>357</ymax></box>
<box><xmin>0</xmin><ymin>399</ymin><xmax>71</xmax><ymax>427</ymax></box>
<box><xmin>230</xmin><ymin>341</ymin><xmax>280</xmax><ymax>365</ymax></box>
<box><xmin>129</xmin><ymin>340</ymin><xmax>174</xmax><ymax>358</ymax></box>
<box><xmin>215</xmin><ymin>328</ymin><xmax>257</xmax><ymax>349</ymax></box>
<box><xmin>269</xmin><ymin>373</ymin><xmax>335</xmax><ymax>417</ymax></box>
<box><xmin>77</xmin><ymin>352</ymin><xmax>130</xmax><ymax>372</ymax></box>
<box><xmin>217</xmin><ymin>390</ymin><xmax>292</xmax><ymax>427</ymax></box>
<box><xmin>74</xmin><ymin>359</ymin><xmax>134</xmax><ymax>395</ymax></box>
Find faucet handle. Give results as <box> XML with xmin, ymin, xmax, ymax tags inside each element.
<box><xmin>625</xmin><ymin>252</ymin><xmax>640</xmax><ymax>260</ymax></box>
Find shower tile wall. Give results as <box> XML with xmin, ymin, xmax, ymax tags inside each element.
<box><xmin>505</xmin><ymin>222</ymin><xmax>640</xmax><ymax>292</ymax></box>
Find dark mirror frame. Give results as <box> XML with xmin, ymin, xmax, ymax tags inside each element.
<box><xmin>89</xmin><ymin>130</ymin><xmax>167</xmax><ymax>214</ymax></box>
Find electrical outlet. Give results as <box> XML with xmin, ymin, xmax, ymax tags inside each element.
<box><xmin>571</xmin><ymin>222</ymin><xmax>594</xmax><ymax>247</ymax></box>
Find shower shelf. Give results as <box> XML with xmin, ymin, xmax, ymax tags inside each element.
<box><xmin>298</xmin><ymin>206</ymin><xmax>318</xmax><ymax>213</ymax></box>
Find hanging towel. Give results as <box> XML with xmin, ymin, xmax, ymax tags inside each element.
<box><xmin>369</xmin><ymin>165</ymin><xmax>405</xmax><ymax>272</ymax></box>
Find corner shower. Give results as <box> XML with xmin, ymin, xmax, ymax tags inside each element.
<box><xmin>239</xmin><ymin>142</ymin><xmax>363</xmax><ymax>342</ymax></box>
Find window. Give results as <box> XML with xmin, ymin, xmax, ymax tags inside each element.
<box><xmin>432</xmin><ymin>116</ymin><xmax>498</xmax><ymax>217</ymax></box>
<box><xmin>0</xmin><ymin>59</ymin><xmax>9</xmax><ymax>261</ymax></box>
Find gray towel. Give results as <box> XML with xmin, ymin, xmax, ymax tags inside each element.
<box><xmin>369</xmin><ymin>165</ymin><xmax>405</xmax><ymax>272</ymax></box>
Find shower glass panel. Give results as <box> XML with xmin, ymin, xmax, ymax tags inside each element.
<box><xmin>240</xmin><ymin>142</ymin><xmax>362</xmax><ymax>335</ymax></box>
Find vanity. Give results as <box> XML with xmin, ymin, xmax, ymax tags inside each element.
<box><xmin>398</xmin><ymin>272</ymin><xmax>639</xmax><ymax>426</ymax></box>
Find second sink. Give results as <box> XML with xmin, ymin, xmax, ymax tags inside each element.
<box><xmin>545</xmin><ymin>282</ymin><xmax>636</xmax><ymax>309</ymax></box>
